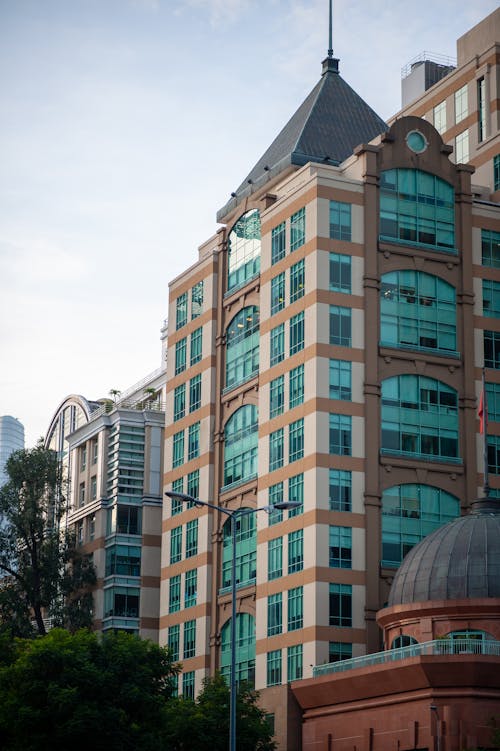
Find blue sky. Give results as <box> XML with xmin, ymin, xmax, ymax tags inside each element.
<box><xmin>1</xmin><ymin>0</ymin><xmax>498</xmax><ymax>445</ymax></box>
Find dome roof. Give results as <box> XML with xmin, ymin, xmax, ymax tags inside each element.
<box><xmin>388</xmin><ymin>499</ymin><xmax>500</xmax><ymax>606</ymax></box>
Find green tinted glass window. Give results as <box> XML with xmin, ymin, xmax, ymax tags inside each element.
<box><xmin>226</xmin><ymin>306</ymin><xmax>259</xmax><ymax>389</ymax></box>
<box><xmin>227</xmin><ymin>209</ymin><xmax>261</xmax><ymax>291</ymax></box>
<box><xmin>382</xmin><ymin>484</ymin><xmax>459</xmax><ymax>567</ymax></box>
<box><xmin>380</xmin><ymin>270</ymin><xmax>456</xmax><ymax>354</ymax></box>
<box><xmin>380</xmin><ymin>168</ymin><xmax>455</xmax><ymax>251</ymax></box>
<box><xmin>224</xmin><ymin>405</ymin><xmax>258</xmax><ymax>487</ymax></box>
<box><xmin>381</xmin><ymin>375</ymin><xmax>459</xmax><ymax>461</ymax></box>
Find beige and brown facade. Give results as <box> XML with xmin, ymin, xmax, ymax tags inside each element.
<box><xmin>156</xmin><ymin>11</ymin><xmax>500</xmax><ymax>751</ymax></box>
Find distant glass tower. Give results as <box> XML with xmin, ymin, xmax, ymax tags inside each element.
<box><xmin>0</xmin><ymin>416</ymin><xmax>25</xmax><ymax>486</ymax></box>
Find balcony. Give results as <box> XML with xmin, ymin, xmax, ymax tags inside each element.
<box><xmin>313</xmin><ymin>638</ymin><xmax>500</xmax><ymax>678</ymax></box>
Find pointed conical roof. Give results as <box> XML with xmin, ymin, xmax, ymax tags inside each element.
<box><xmin>217</xmin><ymin>58</ymin><xmax>387</xmax><ymax>222</ymax></box>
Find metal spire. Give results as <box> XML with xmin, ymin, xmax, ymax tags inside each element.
<box><xmin>328</xmin><ymin>0</ymin><xmax>333</xmax><ymax>58</ymax></box>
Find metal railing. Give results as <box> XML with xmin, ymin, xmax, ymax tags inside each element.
<box><xmin>87</xmin><ymin>399</ymin><xmax>166</xmax><ymax>423</ymax></box>
<box><xmin>313</xmin><ymin>639</ymin><xmax>500</xmax><ymax>678</ymax></box>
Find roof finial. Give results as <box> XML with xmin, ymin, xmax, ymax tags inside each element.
<box><xmin>328</xmin><ymin>0</ymin><xmax>333</xmax><ymax>58</ymax></box>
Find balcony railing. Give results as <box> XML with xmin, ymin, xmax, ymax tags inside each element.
<box><xmin>313</xmin><ymin>638</ymin><xmax>500</xmax><ymax>678</ymax></box>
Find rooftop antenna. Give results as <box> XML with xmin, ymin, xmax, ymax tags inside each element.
<box><xmin>328</xmin><ymin>0</ymin><xmax>333</xmax><ymax>58</ymax></box>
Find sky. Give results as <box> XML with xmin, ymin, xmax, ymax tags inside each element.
<box><xmin>1</xmin><ymin>0</ymin><xmax>498</xmax><ymax>447</ymax></box>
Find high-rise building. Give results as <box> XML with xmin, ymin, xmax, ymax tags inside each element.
<box><xmin>45</xmin><ymin>321</ymin><xmax>168</xmax><ymax>640</ymax></box>
<box><xmin>159</xmin><ymin>10</ymin><xmax>500</xmax><ymax>749</ymax></box>
<box><xmin>0</xmin><ymin>415</ymin><xmax>25</xmax><ymax>486</ymax></box>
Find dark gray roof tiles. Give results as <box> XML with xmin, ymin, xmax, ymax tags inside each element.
<box><xmin>388</xmin><ymin>501</ymin><xmax>500</xmax><ymax>606</ymax></box>
<box><xmin>217</xmin><ymin>58</ymin><xmax>388</xmax><ymax>222</ymax></box>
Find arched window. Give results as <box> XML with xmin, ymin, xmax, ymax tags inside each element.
<box><xmin>227</xmin><ymin>209</ymin><xmax>261</xmax><ymax>291</ymax></box>
<box><xmin>225</xmin><ymin>307</ymin><xmax>259</xmax><ymax>389</ymax></box>
<box><xmin>382</xmin><ymin>484</ymin><xmax>460</xmax><ymax>567</ymax></box>
<box><xmin>220</xmin><ymin>613</ymin><xmax>255</xmax><ymax>686</ymax></box>
<box><xmin>442</xmin><ymin>630</ymin><xmax>493</xmax><ymax>654</ymax></box>
<box><xmin>391</xmin><ymin>635</ymin><xmax>418</xmax><ymax>649</ymax></box>
<box><xmin>380</xmin><ymin>168</ymin><xmax>455</xmax><ymax>251</ymax></box>
<box><xmin>381</xmin><ymin>271</ymin><xmax>456</xmax><ymax>354</ymax></box>
<box><xmin>224</xmin><ymin>406</ymin><xmax>258</xmax><ymax>488</ymax></box>
<box><xmin>381</xmin><ymin>375</ymin><xmax>459</xmax><ymax>462</ymax></box>
<box><xmin>221</xmin><ymin>511</ymin><xmax>256</xmax><ymax>589</ymax></box>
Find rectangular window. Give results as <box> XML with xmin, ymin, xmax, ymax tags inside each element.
<box><xmin>271</xmin><ymin>221</ymin><xmax>286</xmax><ymax>264</ymax></box>
<box><xmin>116</xmin><ymin>505</ymin><xmax>141</xmax><ymax>534</ymax></box>
<box><xmin>329</xmin><ymin>641</ymin><xmax>352</xmax><ymax>663</ymax></box>
<box><xmin>81</xmin><ymin>445</ymin><xmax>87</xmax><ymax>471</ymax></box>
<box><xmin>288</xmin><ymin>529</ymin><xmax>303</xmax><ymax>573</ymax></box>
<box><xmin>289</xmin><ymin>311</ymin><xmax>304</xmax><ymax>355</ymax></box>
<box><xmin>288</xmin><ymin>586</ymin><xmax>303</xmax><ymax>631</ymax></box>
<box><xmin>268</xmin><ymin>482</ymin><xmax>284</xmax><ymax>525</ymax></box>
<box><xmin>269</xmin><ymin>428</ymin><xmax>284</xmax><ymax>472</ymax></box>
<box><xmin>185</xmin><ymin>519</ymin><xmax>198</xmax><ymax>558</ymax></box>
<box><xmin>270</xmin><ymin>375</ymin><xmax>285</xmax><ymax>419</ymax></box>
<box><xmin>329</xmin><ymin>583</ymin><xmax>352</xmax><ymax>627</ymax></box>
<box><xmin>168</xmin><ymin>624</ymin><xmax>180</xmax><ymax>661</ymax></box>
<box><xmin>92</xmin><ymin>438</ymin><xmax>98</xmax><ymax>464</ymax></box>
<box><xmin>185</xmin><ymin>568</ymin><xmax>197</xmax><ymax>608</ymax></box>
<box><xmin>187</xmin><ymin>422</ymin><xmax>200</xmax><ymax>461</ymax></box>
<box><xmin>77</xmin><ymin>519</ymin><xmax>83</xmax><ymax>544</ymax></box>
<box><xmin>495</xmin><ymin>155</ymin><xmax>500</xmax><ymax>192</ymax></box>
<box><xmin>329</xmin><ymin>469</ymin><xmax>352</xmax><ymax>511</ymax></box>
<box><xmin>482</xmin><ymin>230</ymin><xmax>500</xmax><ymax>269</ymax></box>
<box><xmin>288</xmin><ymin>473</ymin><xmax>304</xmax><ymax>516</ymax></box>
<box><xmin>289</xmin><ymin>364</ymin><xmax>304</xmax><ymax>409</ymax></box>
<box><xmin>434</xmin><ymin>100</ymin><xmax>446</xmax><ymax>134</ymax></box>
<box><xmin>79</xmin><ymin>482</ymin><xmax>85</xmax><ymax>507</ymax></box>
<box><xmin>176</xmin><ymin>292</ymin><xmax>188</xmax><ymax>330</ymax></box>
<box><xmin>290</xmin><ymin>207</ymin><xmax>305</xmax><ymax>251</ymax></box>
<box><xmin>455</xmin><ymin>130</ymin><xmax>469</xmax><ymax>163</ymax></box>
<box><xmin>483</xmin><ymin>279</ymin><xmax>500</xmax><ymax>317</ymax></box>
<box><xmin>89</xmin><ymin>514</ymin><xmax>95</xmax><ymax>540</ymax></box>
<box><xmin>271</xmin><ymin>273</ymin><xmax>285</xmax><ymax>315</ymax></box>
<box><xmin>329</xmin><ymin>414</ymin><xmax>352</xmax><ymax>455</ymax></box>
<box><xmin>485</xmin><ymin>330</ymin><xmax>500</xmax><ymax>370</ymax></box>
<box><xmin>170</xmin><ymin>526</ymin><xmax>182</xmax><ymax>564</ymax></box>
<box><xmin>267</xmin><ymin>592</ymin><xmax>283</xmax><ymax>636</ymax></box>
<box><xmin>478</xmin><ymin>77</ymin><xmax>486</xmax><ymax>142</ymax></box>
<box><xmin>191</xmin><ymin>281</ymin><xmax>203</xmax><ymax>319</ymax></box>
<box><xmin>330</xmin><ymin>200</ymin><xmax>352</xmax><ymax>241</ymax></box>
<box><xmin>189</xmin><ymin>374</ymin><xmax>201</xmax><ymax>413</ymax></box>
<box><xmin>287</xmin><ymin>644</ymin><xmax>303</xmax><ymax>681</ymax></box>
<box><xmin>174</xmin><ymin>384</ymin><xmax>186</xmax><ymax>421</ymax></box>
<box><xmin>289</xmin><ymin>418</ymin><xmax>304</xmax><ymax>463</ymax></box>
<box><xmin>330</xmin><ymin>305</ymin><xmax>351</xmax><ymax>346</ymax></box>
<box><xmin>169</xmin><ymin>574</ymin><xmax>181</xmax><ymax>613</ymax></box>
<box><xmin>175</xmin><ymin>338</ymin><xmax>187</xmax><ymax>375</ymax></box>
<box><xmin>171</xmin><ymin>477</ymin><xmax>184</xmax><ymax>515</ymax></box>
<box><xmin>190</xmin><ymin>327</ymin><xmax>202</xmax><ymax>366</ymax></box>
<box><xmin>329</xmin><ymin>359</ymin><xmax>352</xmax><ymax>400</ymax></box>
<box><xmin>290</xmin><ymin>259</ymin><xmax>305</xmax><ymax>303</ymax></box>
<box><xmin>187</xmin><ymin>469</ymin><xmax>199</xmax><ymax>500</ymax></box>
<box><xmin>172</xmin><ymin>430</ymin><xmax>184</xmax><ymax>468</ymax></box>
<box><xmin>267</xmin><ymin>650</ymin><xmax>282</xmax><ymax>687</ymax></box>
<box><xmin>90</xmin><ymin>476</ymin><xmax>97</xmax><ymax>501</ymax></box>
<box><xmin>270</xmin><ymin>323</ymin><xmax>285</xmax><ymax>366</ymax></box>
<box><xmin>268</xmin><ymin>537</ymin><xmax>283</xmax><ymax>580</ymax></box>
<box><xmin>182</xmin><ymin>671</ymin><xmax>195</xmax><ymax>699</ymax></box>
<box><xmin>330</xmin><ymin>252</ymin><xmax>351</xmax><ymax>293</ymax></box>
<box><xmin>183</xmin><ymin>619</ymin><xmax>196</xmax><ymax>659</ymax></box>
<box><xmin>485</xmin><ymin>382</ymin><xmax>500</xmax><ymax>422</ymax></box>
<box><xmin>454</xmin><ymin>84</ymin><xmax>468</xmax><ymax>124</ymax></box>
<box><xmin>329</xmin><ymin>525</ymin><xmax>352</xmax><ymax>568</ymax></box>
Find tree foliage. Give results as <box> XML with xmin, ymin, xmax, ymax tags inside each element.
<box><xmin>164</xmin><ymin>673</ymin><xmax>277</xmax><ymax>751</ymax></box>
<box><xmin>0</xmin><ymin>629</ymin><xmax>180</xmax><ymax>751</ymax></box>
<box><xmin>0</xmin><ymin>443</ymin><xmax>95</xmax><ymax>636</ymax></box>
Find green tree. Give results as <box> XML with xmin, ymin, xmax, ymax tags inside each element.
<box><xmin>0</xmin><ymin>628</ymin><xmax>180</xmax><ymax>751</ymax></box>
<box><xmin>0</xmin><ymin>444</ymin><xmax>95</xmax><ymax>637</ymax></box>
<box><xmin>165</xmin><ymin>673</ymin><xmax>276</xmax><ymax>751</ymax></box>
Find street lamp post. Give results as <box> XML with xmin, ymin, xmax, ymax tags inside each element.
<box><xmin>165</xmin><ymin>490</ymin><xmax>300</xmax><ymax>751</ymax></box>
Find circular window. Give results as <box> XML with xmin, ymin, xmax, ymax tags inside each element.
<box><xmin>406</xmin><ymin>130</ymin><xmax>427</xmax><ymax>153</ymax></box>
